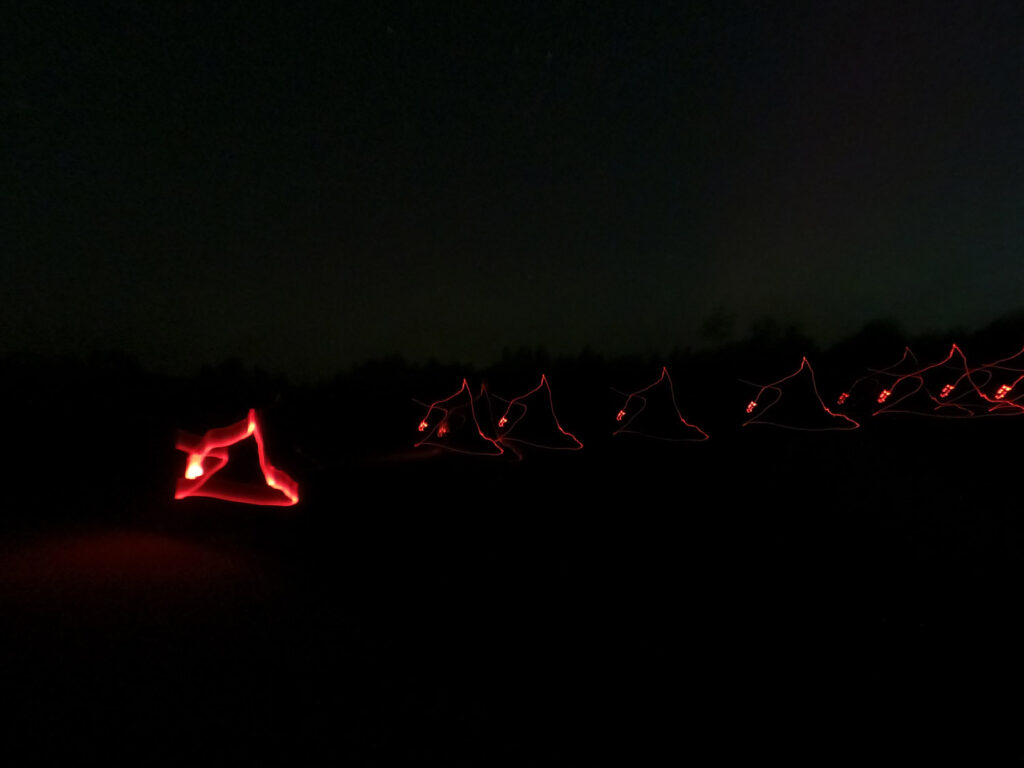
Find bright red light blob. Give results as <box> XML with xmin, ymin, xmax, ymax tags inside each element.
<box><xmin>175</xmin><ymin>409</ymin><xmax>299</xmax><ymax>506</ymax></box>
<box><xmin>418</xmin><ymin>419</ymin><xmax>428</xmax><ymax>432</ymax></box>
<box><xmin>995</xmin><ymin>384</ymin><xmax>1012</xmax><ymax>400</ymax></box>
<box><xmin>616</xmin><ymin>409</ymin><xmax>626</xmax><ymax>422</ymax></box>
<box><xmin>746</xmin><ymin>401</ymin><xmax>757</xmax><ymax>414</ymax></box>
<box><xmin>837</xmin><ymin>392</ymin><xmax>849</xmax><ymax>405</ymax></box>
<box><xmin>939</xmin><ymin>383</ymin><xmax>954</xmax><ymax>398</ymax></box>
<box><xmin>877</xmin><ymin>389</ymin><xmax>891</xmax><ymax>404</ymax></box>
<box><xmin>498</xmin><ymin>416</ymin><xmax>508</xmax><ymax>428</ymax></box>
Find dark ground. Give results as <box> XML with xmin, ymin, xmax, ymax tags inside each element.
<box><xmin>1</xmin><ymin>357</ymin><xmax>1021</xmax><ymax>763</ymax></box>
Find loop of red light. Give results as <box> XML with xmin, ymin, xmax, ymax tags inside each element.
<box><xmin>414</xmin><ymin>379</ymin><xmax>505</xmax><ymax>456</ymax></box>
<box><xmin>743</xmin><ymin>357</ymin><xmax>860</xmax><ymax>431</ymax></box>
<box><xmin>612</xmin><ymin>367</ymin><xmax>710</xmax><ymax>441</ymax></box>
<box><xmin>175</xmin><ymin>409</ymin><xmax>299</xmax><ymax>506</ymax></box>
<box><xmin>496</xmin><ymin>374</ymin><xmax>584</xmax><ymax>452</ymax></box>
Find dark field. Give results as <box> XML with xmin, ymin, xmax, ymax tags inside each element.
<box><xmin>2</xmin><ymin>356</ymin><xmax>1021</xmax><ymax>763</ymax></box>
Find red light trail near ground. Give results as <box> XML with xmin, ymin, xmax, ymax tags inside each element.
<box><xmin>612</xmin><ymin>366</ymin><xmax>709</xmax><ymax>441</ymax></box>
<box><xmin>870</xmin><ymin>344</ymin><xmax>997</xmax><ymax>418</ymax></box>
<box><xmin>495</xmin><ymin>374</ymin><xmax>584</xmax><ymax>455</ymax></box>
<box><xmin>415</xmin><ymin>374</ymin><xmax>582</xmax><ymax>459</ymax></box>
<box><xmin>743</xmin><ymin>357</ymin><xmax>860</xmax><ymax>431</ymax></box>
<box><xmin>414</xmin><ymin>379</ymin><xmax>505</xmax><ymax>456</ymax></box>
<box><xmin>174</xmin><ymin>409</ymin><xmax>299</xmax><ymax>506</ymax></box>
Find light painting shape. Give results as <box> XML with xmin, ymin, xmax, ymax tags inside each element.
<box><xmin>175</xmin><ymin>409</ymin><xmax>299</xmax><ymax>506</ymax></box>
<box><xmin>613</xmin><ymin>366</ymin><xmax>709</xmax><ymax>441</ymax></box>
<box><xmin>743</xmin><ymin>357</ymin><xmax>859</xmax><ymax>431</ymax></box>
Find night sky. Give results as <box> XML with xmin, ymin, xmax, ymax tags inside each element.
<box><xmin>6</xmin><ymin>1</ymin><xmax>1023</xmax><ymax>379</ymax></box>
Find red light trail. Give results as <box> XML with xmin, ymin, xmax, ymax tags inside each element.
<box><xmin>612</xmin><ymin>367</ymin><xmax>709</xmax><ymax>441</ymax></box>
<box><xmin>743</xmin><ymin>357</ymin><xmax>860</xmax><ymax>431</ymax></box>
<box><xmin>414</xmin><ymin>379</ymin><xmax>505</xmax><ymax>456</ymax></box>
<box><xmin>495</xmin><ymin>374</ymin><xmax>584</xmax><ymax>455</ymax></box>
<box><xmin>175</xmin><ymin>409</ymin><xmax>299</xmax><ymax>506</ymax></box>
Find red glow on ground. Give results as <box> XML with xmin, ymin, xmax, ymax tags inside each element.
<box><xmin>612</xmin><ymin>367</ymin><xmax>709</xmax><ymax>441</ymax></box>
<box><xmin>175</xmin><ymin>409</ymin><xmax>299</xmax><ymax>506</ymax></box>
<box><xmin>742</xmin><ymin>357</ymin><xmax>859</xmax><ymax>431</ymax></box>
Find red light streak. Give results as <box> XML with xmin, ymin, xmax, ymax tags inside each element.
<box><xmin>496</xmin><ymin>374</ymin><xmax>584</xmax><ymax>452</ymax></box>
<box><xmin>742</xmin><ymin>357</ymin><xmax>859</xmax><ymax>431</ymax></box>
<box><xmin>612</xmin><ymin>367</ymin><xmax>709</xmax><ymax>441</ymax></box>
<box><xmin>175</xmin><ymin>409</ymin><xmax>299</xmax><ymax>506</ymax></box>
<box><xmin>837</xmin><ymin>347</ymin><xmax>919</xmax><ymax>409</ymax></box>
<box><xmin>872</xmin><ymin>344</ymin><xmax>993</xmax><ymax>418</ymax></box>
<box><xmin>414</xmin><ymin>379</ymin><xmax>504</xmax><ymax>456</ymax></box>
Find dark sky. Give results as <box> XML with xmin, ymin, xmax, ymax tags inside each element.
<box><xmin>6</xmin><ymin>1</ymin><xmax>1023</xmax><ymax>379</ymax></box>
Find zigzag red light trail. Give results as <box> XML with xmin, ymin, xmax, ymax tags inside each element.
<box><xmin>872</xmin><ymin>344</ymin><xmax>988</xmax><ymax>418</ymax></box>
<box><xmin>743</xmin><ymin>357</ymin><xmax>860</xmax><ymax>431</ymax></box>
<box><xmin>414</xmin><ymin>379</ymin><xmax>504</xmax><ymax>456</ymax></box>
<box><xmin>612</xmin><ymin>367</ymin><xmax>709</xmax><ymax>441</ymax></box>
<box><xmin>175</xmin><ymin>409</ymin><xmax>299</xmax><ymax>506</ymax></box>
<box><xmin>836</xmin><ymin>347</ymin><xmax>919</xmax><ymax>408</ymax></box>
<box><xmin>495</xmin><ymin>374</ymin><xmax>584</xmax><ymax>452</ymax></box>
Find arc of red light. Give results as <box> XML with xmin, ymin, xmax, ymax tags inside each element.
<box><xmin>415</xmin><ymin>379</ymin><xmax>504</xmax><ymax>455</ymax></box>
<box><xmin>743</xmin><ymin>357</ymin><xmax>860</xmax><ymax>430</ymax></box>
<box><xmin>175</xmin><ymin>409</ymin><xmax>299</xmax><ymax>506</ymax></box>
<box><xmin>961</xmin><ymin>344</ymin><xmax>1024</xmax><ymax>413</ymax></box>
<box><xmin>614</xmin><ymin>366</ymin><xmax>710</xmax><ymax>441</ymax></box>
<box><xmin>872</xmin><ymin>344</ymin><xmax>979</xmax><ymax>417</ymax></box>
<box><xmin>837</xmin><ymin>346</ymin><xmax>920</xmax><ymax>406</ymax></box>
<box><xmin>496</xmin><ymin>374</ymin><xmax>584</xmax><ymax>450</ymax></box>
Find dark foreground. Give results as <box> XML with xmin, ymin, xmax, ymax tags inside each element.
<box><xmin>2</xmin><ymin>423</ymin><xmax>1022</xmax><ymax>764</ymax></box>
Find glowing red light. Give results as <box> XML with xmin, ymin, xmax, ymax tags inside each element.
<box><xmin>496</xmin><ymin>374</ymin><xmax>583</xmax><ymax>453</ymax></box>
<box><xmin>995</xmin><ymin>384</ymin><xmax>1012</xmax><ymax>400</ymax></box>
<box><xmin>837</xmin><ymin>392</ymin><xmax>849</xmax><ymax>405</ymax></box>
<box><xmin>939</xmin><ymin>383</ymin><xmax>954</xmax><ymax>398</ymax></box>
<box><xmin>877</xmin><ymin>389</ymin><xmax>891</xmax><ymax>404</ymax></box>
<box><xmin>175</xmin><ymin>409</ymin><xmax>299</xmax><ymax>506</ymax></box>
<box><xmin>742</xmin><ymin>357</ymin><xmax>859</xmax><ymax>431</ymax></box>
<box><xmin>611</xmin><ymin>367</ymin><xmax>709</xmax><ymax>441</ymax></box>
<box><xmin>414</xmin><ymin>379</ymin><xmax>504</xmax><ymax>456</ymax></box>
